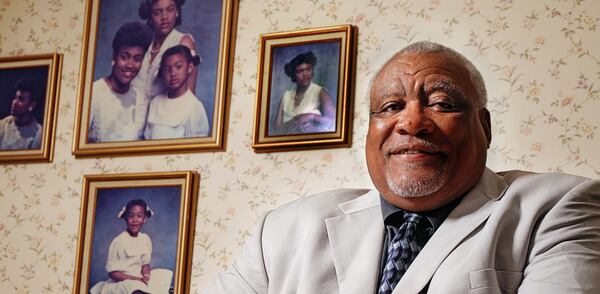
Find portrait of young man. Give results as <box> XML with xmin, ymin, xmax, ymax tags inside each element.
<box><xmin>207</xmin><ymin>41</ymin><xmax>600</xmax><ymax>294</ymax></box>
<box><xmin>0</xmin><ymin>68</ymin><xmax>48</xmax><ymax>151</ymax></box>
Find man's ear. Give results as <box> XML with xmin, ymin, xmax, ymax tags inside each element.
<box><xmin>479</xmin><ymin>108</ymin><xmax>492</xmax><ymax>148</ymax></box>
<box><xmin>29</xmin><ymin>100</ymin><xmax>37</xmax><ymax>112</ymax></box>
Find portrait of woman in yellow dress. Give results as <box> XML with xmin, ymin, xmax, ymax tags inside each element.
<box><xmin>268</xmin><ymin>43</ymin><xmax>341</xmax><ymax>136</ymax></box>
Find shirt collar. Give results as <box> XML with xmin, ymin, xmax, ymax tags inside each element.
<box><xmin>379</xmin><ymin>194</ymin><xmax>462</xmax><ymax>230</ymax></box>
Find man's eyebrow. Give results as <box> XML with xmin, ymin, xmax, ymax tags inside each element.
<box><xmin>423</xmin><ymin>80</ymin><xmax>466</xmax><ymax>99</ymax></box>
<box><xmin>373</xmin><ymin>85</ymin><xmax>406</xmax><ymax>102</ymax></box>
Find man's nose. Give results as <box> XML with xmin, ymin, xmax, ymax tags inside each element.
<box><xmin>124</xmin><ymin>59</ymin><xmax>134</xmax><ymax>68</ymax></box>
<box><xmin>393</xmin><ymin>101</ymin><xmax>434</xmax><ymax>135</ymax></box>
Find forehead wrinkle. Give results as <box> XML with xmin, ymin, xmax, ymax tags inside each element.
<box><xmin>370</xmin><ymin>56</ymin><xmax>427</xmax><ymax>105</ymax></box>
<box><xmin>389</xmin><ymin>58</ymin><xmax>413</xmax><ymax>70</ymax></box>
<box><xmin>378</xmin><ymin>81</ymin><xmax>406</xmax><ymax>98</ymax></box>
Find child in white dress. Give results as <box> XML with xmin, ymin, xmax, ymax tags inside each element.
<box><xmin>90</xmin><ymin>199</ymin><xmax>172</xmax><ymax>294</ymax></box>
<box><xmin>144</xmin><ymin>45</ymin><xmax>209</xmax><ymax>139</ymax></box>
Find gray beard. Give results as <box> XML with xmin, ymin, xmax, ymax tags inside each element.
<box><xmin>385</xmin><ymin>163</ymin><xmax>445</xmax><ymax>198</ymax></box>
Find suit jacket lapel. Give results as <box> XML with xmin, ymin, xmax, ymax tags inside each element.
<box><xmin>326</xmin><ymin>190</ymin><xmax>384</xmax><ymax>294</ymax></box>
<box><xmin>393</xmin><ymin>168</ymin><xmax>509</xmax><ymax>294</ymax></box>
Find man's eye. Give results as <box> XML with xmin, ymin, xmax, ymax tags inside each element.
<box><xmin>429</xmin><ymin>101</ymin><xmax>459</xmax><ymax>112</ymax></box>
<box><xmin>382</xmin><ymin>103</ymin><xmax>403</xmax><ymax>112</ymax></box>
<box><xmin>371</xmin><ymin>102</ymin><xmax>403</xmax><ymax>117</ymax></box>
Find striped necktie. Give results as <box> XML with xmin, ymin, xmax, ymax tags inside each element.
<box><xmin>378</xmin><ymin>212</ymin><xmax>426</xmax><ymax>294</ymax></box>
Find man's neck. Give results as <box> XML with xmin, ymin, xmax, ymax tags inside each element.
<box><xmin>13</xmin><ymin>114</ymin><xmax>34</xmax><ymax>127</ymax></box>
<box><xmin>168</xmin><ymin>86</ymin><xmax>188</xmax><ymax>99</ymax></box>
<box><xmin>380</xmin><ymin>194</ymin><xmax>463</xmax><ymax>230</ymax></box>
<box><xmin>105</xmin><ymin>76</ymin><xmax>129</xmax><ymax>94</ymax></box>
<box><xmin>296</xmin><ymin>83</ymin><xmax>309</xmax><ymax>94</ymax></box>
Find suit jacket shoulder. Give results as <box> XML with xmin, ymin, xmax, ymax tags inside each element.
<box><xmin>264</xmin><ymin>188</ymin><xmax>373</xmax><ymax>224</ymax></box>
<box><xmin>418</xmin><ymin>169</ymin><xmax>600</xmax><ymax>294</ymax></box>
<box><xmin>206</xmin><ymin>188</ymin><xmax>379</xmax><ymax>294</ymax></box>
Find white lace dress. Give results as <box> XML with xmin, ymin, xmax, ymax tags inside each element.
<box><xmin>88</xmin><ymin>79</ymin><xmax>145</xmax><ymax>142</ymax></box>
<box><xmin>144</xmin><ymin>89</ymin><xmax>209</xmax><ymax>139</ymax></box>
<box><xmin>90</xmin><ymin>231</ymin><xmax>172</xmax><ymax>294</ymax></box>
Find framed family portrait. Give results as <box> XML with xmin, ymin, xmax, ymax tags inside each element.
<box><xmin>73</xmin><ymin>0</ymin><xmax>238</xmax><ymax>157</ymax></box>
<box><xmin>252</xmin><ymin>25</ymin><xmax>356</xmax><ymax>152</ymax></box>
<box><xmin>0</xmin><ymin>53</ymin><xmax>62</xmax><ymax>164</ymax></box>
<box><xmin>73</xmin><ymin>171</ymin><xmax>199</xmax><ymax>294</ymax></box>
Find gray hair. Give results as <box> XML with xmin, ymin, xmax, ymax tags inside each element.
<box><xmin>372</xmin><ymin>41</ymin><xmax>487</xmax><ymax>107</ymax></box>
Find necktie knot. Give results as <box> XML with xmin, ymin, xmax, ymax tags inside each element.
<box><xmin>403</xmin><ymin>211</ymin><xmax>423</xmax><ymax>224</ymax></box>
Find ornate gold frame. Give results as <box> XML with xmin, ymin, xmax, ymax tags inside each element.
<box><xmin>72</xmin><ymin>0</ymin><xmax>238</xmax><ymax>157</ymax></box>
<box><xmin>252</xmin><ymin>25</ymin><xmax>357</xmax><ymax>153</ymax></box>
<box><xmin>73</xmin><ymin>171</ymin><xmax>199</xmax><ymax>294</ymax></box>
<box><xmin>0</xmin><ymin>53</ymin><xmax>62</xmax><ymax>164</ymax></box>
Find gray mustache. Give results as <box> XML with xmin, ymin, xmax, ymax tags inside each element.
<box><xmin>385</xmin><ymin>137</ymin><xmax>443</xmax><ymax>155</ymax></box>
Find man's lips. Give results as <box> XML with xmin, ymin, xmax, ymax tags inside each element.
<box><xmin>121</xmin><ymin>70</ymin><xmax>136</xmax><ymax>78</ymax></box>
<box><xmin>388</xmin><ymin>141</ymin><xmax>443</xmax><ymax>153</ymax></box>
<box><xmin>385</xmin><ymin>140</ymin><xmax>446</xmax><ymax>161</ymax></box>
<box><xmin>391</xmin><ymin>145</ymin><xmax>441</xmax><ymax>155</ymax></box>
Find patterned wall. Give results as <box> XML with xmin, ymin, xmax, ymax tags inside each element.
<box><xmin>1</xmin><ymin>0</ymin><xmax>599</xmax><ymax>292</ymax></box>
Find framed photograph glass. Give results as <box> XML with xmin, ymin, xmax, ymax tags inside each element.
<box><xmin>0</xmin><ymin>53</ymin><xmax>62</xmax><ymax>163</ymax></box>
<box><xmin>73</xmin><ymin>171</ymin><xmax>199</xmax><ymax>294</ymax></box>
<box><xmin>252</xmin><ymin>25</ymin><xmax>356</xmax><ymax>152</ymax></box>
<box><xmin>73</xmin><ymin>0</ymin><xmax>238</xmax><ymax>157</ymax></box>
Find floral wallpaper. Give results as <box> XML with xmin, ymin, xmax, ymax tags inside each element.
<box><xmin>0</xmin><ymin>0</ymin><xmax>599</xmax><ymax>293</ymax></box>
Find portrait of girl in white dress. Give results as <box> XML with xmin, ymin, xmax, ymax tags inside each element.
<box><xmin>88</xmin><ymin>187</ymin><xmax>181</xmax><ymax>294</ymax></box>
<box><xmin>144</xmin><ymin>45</ymin><xmax>209</xmax><ymax>139</ymax></box>
<box><xmin>88</xmin><ymin>22</ymin><xmax>153</xmax><ymax>143</ymax></box>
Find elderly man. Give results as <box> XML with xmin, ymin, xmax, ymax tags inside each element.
<box><xmin>208</xmin><ymin>41</ymin><xmax>600</xmax><ymax>293</ymax></box>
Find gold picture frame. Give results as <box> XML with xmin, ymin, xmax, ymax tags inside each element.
<box><xmin>0</xmin><ymin>53</ymin><xmax>62</xmax><ymax>164</ymax></box>
<box><xmin>73</xmin><ymin>0</ymin><xmax>238</xmax><ymax>157</ymax></box>
<box><xmin>253</xmin><ymin>25</ymin><xmax>356</xmax><ymax>152</ymax></box>
<box><xmin>73</xmin><ymin>171</ymin><xmax>199</xmax><ymax>294</ymax></box>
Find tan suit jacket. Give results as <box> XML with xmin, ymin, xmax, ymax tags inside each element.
<box><xmin>207</xmin><ymin>168</ymin><xmax>600</xmax><ymax>293</ymax></box>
